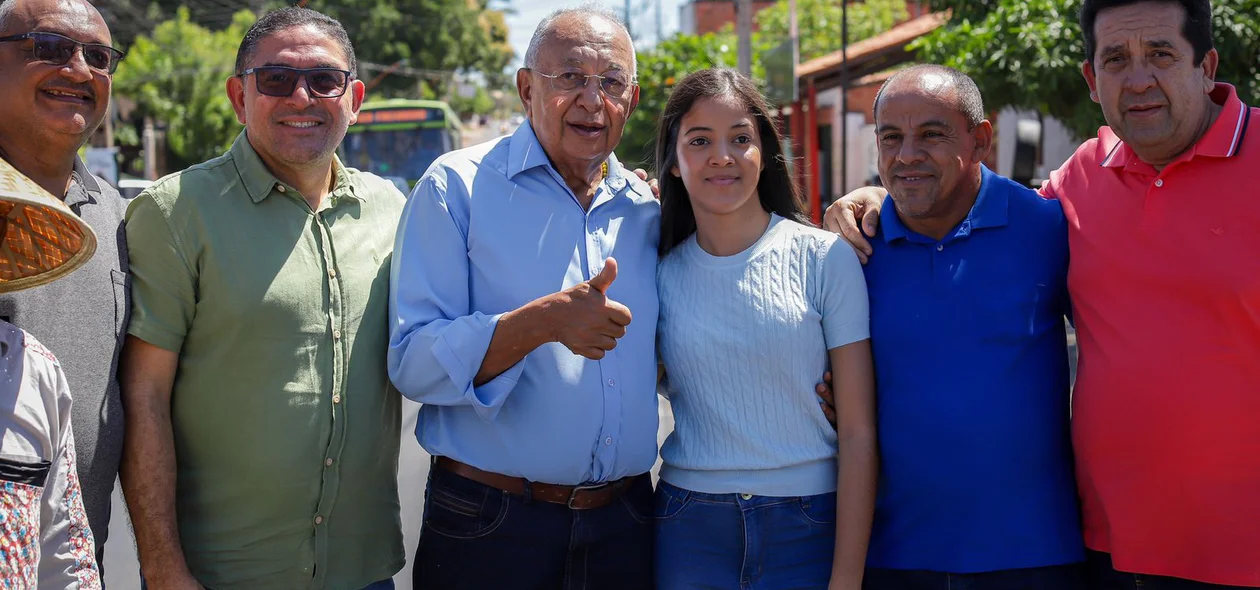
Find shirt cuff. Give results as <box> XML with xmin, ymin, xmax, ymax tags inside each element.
<box><xmin>824</xmin><ymin>323</ymin><xmax>870</xmax><ymax>350</ymax></box>
<box><xmin>432</xmin><ymin>313</ymin><xmax>524</xmax><ymax>421</ymax></box>
<box><xmin>127</xmin><ymin>321</ymin><xmax>184</xmax><ymax>353</ymax></box>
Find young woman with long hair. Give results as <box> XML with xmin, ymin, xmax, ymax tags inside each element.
<box><xmin>653</xmin><ymin>67</ymin><xmax>877</xmax><ymax>590</ymax></box>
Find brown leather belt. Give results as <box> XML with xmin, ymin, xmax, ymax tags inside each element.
<box><xmin>435</xmin><ymin>456</ymin><xmax>639</xmax><ymax>510</ymax></box>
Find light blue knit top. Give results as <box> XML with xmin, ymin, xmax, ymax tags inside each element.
<box><xmin>656</xmin><ymin>214</ymin><xmax>870</xmax><ymax>497</ymax></box>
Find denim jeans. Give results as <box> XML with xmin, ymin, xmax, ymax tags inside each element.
<box><xmin>1086</xmin><ymin>551</ymin><xmax>1252</xmax><ymax>590</ymax></box>
<box><xmin>654</xmin><ymin>481</ymin><xmax>837</xmax><ymax>590</ymax></box>
<box><xmin>412</xmin><ymin>465</ymin><xmax>654</xmax><ymax>590</ymax></box>
<box><xmin>863</xmin><ymin>563</ymin><xmax>1086</xmax><ymax>590</ymax></box>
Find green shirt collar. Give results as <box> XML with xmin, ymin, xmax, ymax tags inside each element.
<box><xmin>229</xmin><ymin>131</ymin><xmax>361</xmax><ymax>204</ymax></box>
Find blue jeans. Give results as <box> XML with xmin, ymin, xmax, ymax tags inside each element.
<box><xmin>654</xmin><ymin>481</ymin><xmax>837</xmax><ymax>590</ymax></box>
<box><xmin>1086</xmin><ymin>550</ymin><xmax>1250</xmax><ymax>589</ymax></box>
<box><xmin>412</xmin><ymin>465</ymin><xmax>654</xmax><ymax>590</ymax></box>
<box><xmin>863</xmin><ymin>564</ymin><xmax>1086</xmax><ymax>590</ymax></box>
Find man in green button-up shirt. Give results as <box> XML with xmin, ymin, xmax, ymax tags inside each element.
<box><xmin>118</xmin><ymin>7</ymin><xmax>404</xmax><ymax>589</ymax></box>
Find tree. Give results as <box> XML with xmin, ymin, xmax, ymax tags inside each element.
<box><xmin>621</xmin><ymin>0</ymin><xmax>913</xmax><ymax>170</ymax></box>
<box><xmin>449</xmin><ymin>85</ymin><xmax>497</xmax><ymax>117</ymax></box>
<box><xmin>302</xmin><ymin>0</ymin><xmax>515</xmax><ymax>97</ymax></box>
<box><xmin>622</xmin><ymin>33</ymin><xmax>750</xmax><ymax>170</ymax></box>
<box><xmin>914</xmin><ymin>0</ymin><xmax>1260</xmax><ymax>140</ymax></box>
<box><xmin>112</xmin><ymin>8</ymin><xmax>255</xmax><ymax>172</ymax></box>
<box><xmin>757</xmin><ymin>0</ymin><xmax>910</xmax><ymax>62</ymax></box>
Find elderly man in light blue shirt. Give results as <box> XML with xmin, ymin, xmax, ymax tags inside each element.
<box><xmin>388</xmin><ymin>6</ymin><xmax>658</xmax><ymax>590</ymax></box>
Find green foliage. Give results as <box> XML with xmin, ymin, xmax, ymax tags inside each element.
<box><xmin>302</xmin><ymin>0</ymin><xmax>515</xmax><ymax>97</ymax></box>
<box><xmin>622</xmin><ymin>33</ymin><xmax>750</xmax><ymax>170</ymax></box>
<box><xmin>914</xmin><ymin>0</ymin><xmax>1260</xmax><ymax>140</ymax></box>
<box><xmin>621</xmin><ymin>0</ymin><xmax>912</xmax><ymax>170</ymax></box>
<box><xmin>449</xmin><ymin>85</ymin><xmax>497</xmax><ymax>117</ymax></box>
<box><xmin>758</xmin><ymin>0</ymin><xmax>909</xmax><ymax>62</ymax></box>
<box><xmin>112</xmin><ymin>8</ymin><xmax>255</xmax><ymax>171</ymax></box>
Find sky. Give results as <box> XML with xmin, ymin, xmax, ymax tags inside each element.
<box><xmin>505</xmin><ymin>0</ymin><xmax>684</xmax><ymax>67</ymax></box>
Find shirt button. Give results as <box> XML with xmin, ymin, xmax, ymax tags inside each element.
<box><xmin>325</xmin><ymin>457</ymin><xmax>334</xmax><ymax>467</ymax></box>
<box><xmin>607</xmin><ymin>378</ymin><xmax>615</xmax><ymax>387</ymax></box>
<box><xmin>314</xmin><ymin>515</ymin><xmax>323</xmax><ymax>525</ymax></box>
<box><xmin>332</xmin><ymin>394</ymin><xmax>341</xmax><ymax>404</ymax></box>
<box><xmin>328</xmin><ymin>268</ymin><xmax>337</xmax><ymax>279</ymax></box>
<box><xmin>276</xmin><ymin>185</ymin><xmax>286</xmax><ymax>193</ymax></box>
<box><xmin>605</xmin><ymin>437</ymin><xmax>613</xmax><ymax>446</ymax></box>
<box><xmin>1155</xmin><ymin>179</ymin><xmax>1164</xmax><ymax>187</ymax></box>
<box><xmin>936</xmin><ymin>244</ymin><xmax>944</xmax><ymax>252</ymax></box>
<box><xmin>332</xmin><ymin>329</ymin><xmax>342</xmax><ymax>340</ymax></box>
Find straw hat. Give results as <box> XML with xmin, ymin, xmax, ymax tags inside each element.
<box><xmin>0</xmin><ymin>156</ymin><xmax>96</xmax><ymax>293</ymax></box>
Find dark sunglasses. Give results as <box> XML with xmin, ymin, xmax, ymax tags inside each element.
<box><xmin>0</xmin><ymin>31</ymin><xmax>125</xmax><ymax>74</ymax></box>
<box><xmin>238</xmin><ymin>66</ymin><xmax>354</xmax><ymax>98</ymax></box>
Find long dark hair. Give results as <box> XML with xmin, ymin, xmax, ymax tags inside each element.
<box><xmin>656</xmin><ymin>67</ymin><xmax>807</xmax><ymax>257</ymax></box>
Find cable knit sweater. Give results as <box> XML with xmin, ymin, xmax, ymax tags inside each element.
<box><xmin>656</xmin><ymin>214</ymin><xmax>869</xmax><ymax>497</ymax></box>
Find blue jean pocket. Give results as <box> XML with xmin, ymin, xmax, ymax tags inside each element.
<box><xmin>422</xmin><ymin>471</ymin><xmax>509</xmax><ymax>539</ymax></box>
<box><xmin>796</xmin><ymin>492</ymin><xmax>837</xmax><ymax>526</ymax></box>
<box><xmin>654</xmin><ymin>481</ymin><xmax>694</xmax><ymax>521</ymax></box>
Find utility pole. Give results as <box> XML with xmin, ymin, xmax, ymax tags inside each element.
<box><xmin>142</xmin><ymin>116</ymin><xmax>156</xmax><ymax>181</ymax></box>
<box><xmin>736</xmin><ymin>0</ymin><xmax>753</xmax><ymax>75</ymax></box>
<box><xmin>656</xmin><ymin>0</ymin><xmax>664</xmax><ymax>44</ymax></box>
<box><xmin>789</xmin><ymin>0</ymin><xmax>798</xmax><ymax>66</ymax></box>
<box><xmin>840</xmin><ymin>0</ymin><xmax>849</xmax><ymax>192</ymax></box>
<box><xmin>625</xmin><ymin>0</ymin><xmax>634</xmax><ymax>40</ymax></box>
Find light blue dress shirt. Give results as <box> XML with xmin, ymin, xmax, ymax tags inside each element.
<box><xmin>389</xmin><ymin>121</ymin><xmax>661</xmax><ymax>485</ymax></box>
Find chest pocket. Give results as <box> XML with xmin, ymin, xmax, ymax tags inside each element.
<box><xmin>0</xmin><ymin>456</ymin><xmax>51</xmax><ymax>585</ymax></box>
<box><xmin>111</xmin><ymin>270</ymin><xmax>129</xmax><ymax>338</ymax></box>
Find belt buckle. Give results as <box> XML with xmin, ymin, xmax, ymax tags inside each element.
<box><xmin>566</xmin><ymin>482</ymin><xmax>611</xmax><ymax>510</ymax></box>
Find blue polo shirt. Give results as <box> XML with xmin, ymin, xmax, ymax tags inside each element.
<box><xmin>864</xmin><ymin>166</ymin><xmax>1083</xmax><ymax>573</ymax></box>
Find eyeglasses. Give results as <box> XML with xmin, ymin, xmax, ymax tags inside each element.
<box><xmin>0</xmin><ymin>32</ymin><xmax>125</xmax><ymax>74</ymax></box>
<box><xmin>238</xmin><ymin>66</ymin><xmax>354</xmax><ymax>98</ymax></box>
<box><xmin>530</xmin><ymin>69</ymin><xmax>637</xmax><ymax>101</ymax></box>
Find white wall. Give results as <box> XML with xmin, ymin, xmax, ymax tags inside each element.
<box><xmin>995</xmin><ymin>108</ymin><xmax>1080</xmax><ymax>183</ymax></box>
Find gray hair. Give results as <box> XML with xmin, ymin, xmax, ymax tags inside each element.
<box><xmin>523</xmin><ymin>4</ymin><xmax>636</xmax><ymax>76</ymax></box>
<box><xmin>873</xmin><ymin>64</ymin><xmax>986</xmax><ymax>129</ymax></box>
<box><xmin>0</xmin><ymin>0</ymin><xmax>17</xmax><ymax>34</ymax></box>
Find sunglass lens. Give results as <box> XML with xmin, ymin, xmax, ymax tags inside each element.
<box><xmin>83</xmin><ymin>46</ymin><xmax>113</xmax><ymax>71</ymax></box>
<box><xmin>256</xmin><ymin>68</ymin><xmax>299</xmax><ymax>97</ymax></box>
<box><xmin>31</xmin><ymin>35</ymin><xmax>75</xmax><ymax>64</ymax></box>
<box><xmin>307</xmin><ymin>71</ymin><xmax>346</xmax><ymax>97</ymax></box>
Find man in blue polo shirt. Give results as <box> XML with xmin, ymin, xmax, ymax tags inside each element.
<box><xmin>859</xmin><ymin>65</ymin><xmax>1085</xmax><ymax>589</ymax></box>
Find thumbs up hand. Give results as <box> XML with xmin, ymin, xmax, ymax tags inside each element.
<box><xmin>550</xmin><ymin>257</ymin><xmax>632</xmax><ymax>360</ymax></box>
<box><xmin>588</xmin><ymin>257</ymin><xmax>618</xmax><ymax>293</ymax></box>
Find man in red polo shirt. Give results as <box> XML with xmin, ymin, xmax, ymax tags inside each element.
<box><xmin>822</xmin><ymin>1</ymin><xmax>1260</xmax><ymax>587</ymax></box>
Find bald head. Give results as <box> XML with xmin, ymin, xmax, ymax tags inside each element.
<box><xmin>874</xmin><ymin>65</ymin><xmax>984</xmax><ymax>128</ymax></box>
<box><xmin>0</xmin><ymin>0</ymin><xmax>110</xmax><ymax>43</ymax></box>
<box><xmin>524</xmin><ymin>5</ymin><xmax>635</xmax><ymax>76</ymax></box>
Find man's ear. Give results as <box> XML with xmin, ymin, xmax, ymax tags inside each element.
<box><xmin>347</xmin><ymin>78</ymin><xmax>366</xmax><ymax>125</ymax></box>
<box><xmin>1199</xmin><ymin>47</ymin><xmax>1220</xmax><ymax>94</ymax></box>
<box><xmin>516</xmin><ymin>68</ymin><xmax>533</xmax><ymax>117</ymax></box>
<box><xmin>227</xmin><ymin>75</ymin><xmax>248</xmax><ymax>125</ymax></box>
<box><xmin>971</xmin><ymin>119</ymin><xmax>994</xmax><ymax>163</ymax></box>
<box><xmin>1081</xmin><ymin>60</ymin><xmax>1101</xmax><ymax>104</ymax></box>
<box><xmin>626</xmin><ymin>83</ymin><xmax>640</xmax><ymax>118</ymax></box>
